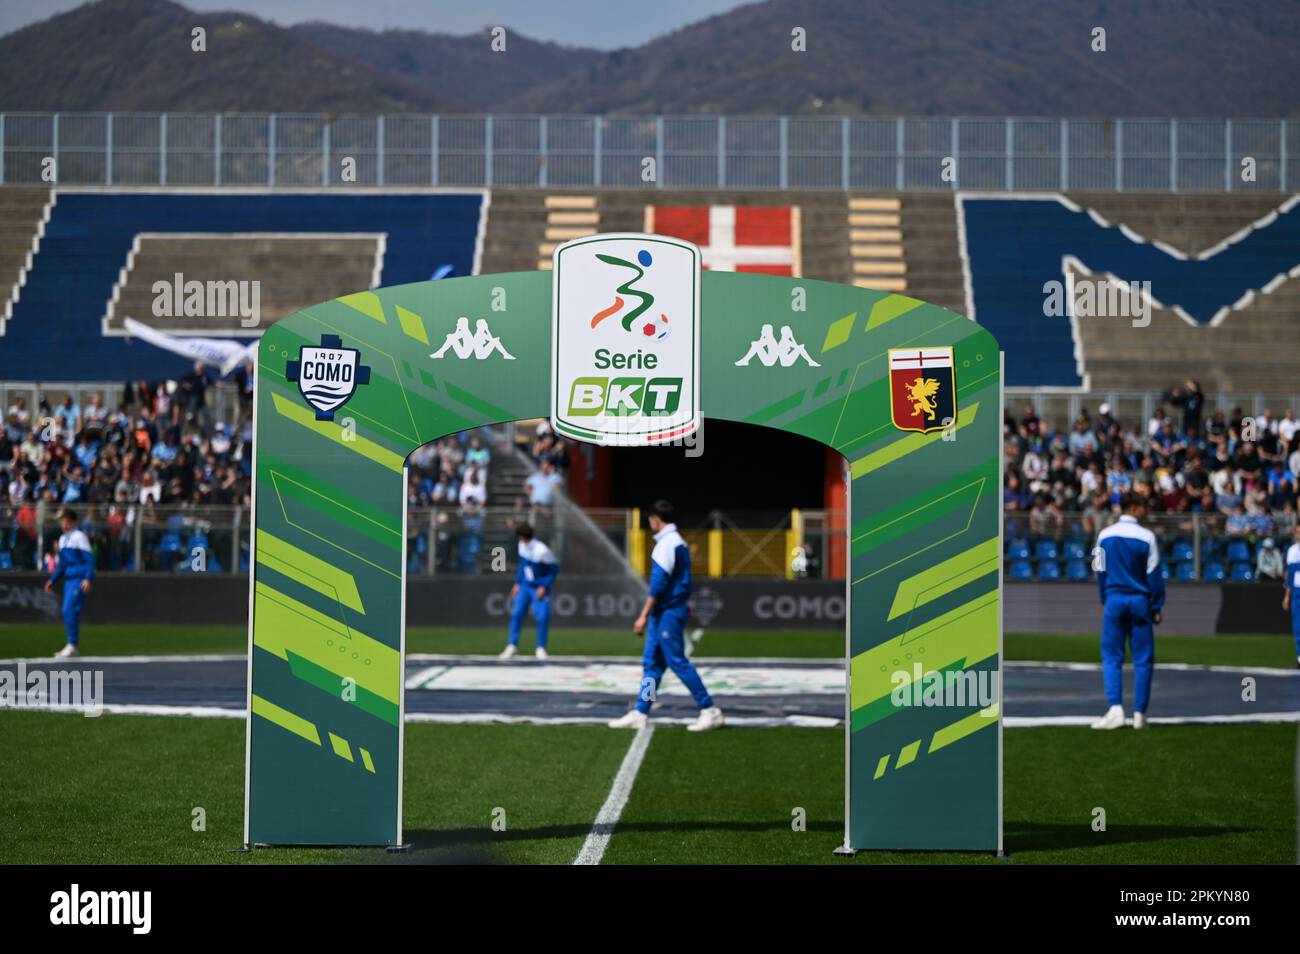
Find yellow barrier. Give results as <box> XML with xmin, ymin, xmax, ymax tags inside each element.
<box><xmin>628</xmin><ymin>508</ymin><xmax>646</xmax><ymax>575</ymax></box>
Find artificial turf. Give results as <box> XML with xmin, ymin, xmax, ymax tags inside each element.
<box><xmin>1</xmin><ymin>710</ymin><xmax>1292</xmax><ymax>864</ymax></box>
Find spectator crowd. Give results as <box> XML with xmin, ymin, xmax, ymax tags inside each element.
<box><xmin>2</xmin><ymin>363</ymin><xmax>254</xmax><ymax>571</ymax></box>
<box><xmin>1004</xmin><ymin>379</ymin><xmax>1300</xmax><ymax>580</ymax></box>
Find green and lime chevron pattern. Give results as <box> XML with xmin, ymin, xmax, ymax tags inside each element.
<box><xmin>246</xmin><ymin>269</ymin><xmax>1000</xmax><ymax>851</ymax></box>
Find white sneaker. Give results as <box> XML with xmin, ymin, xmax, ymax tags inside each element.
<box><xmin>1090</xmin><ymin>704</ymin><xmax>1126</xmax><ymax>730</ymax></box>
<box><xmin>535</xmin><ymin>647</ymin><xmax>548</xmax><ymax>661</ymax></box>
<box><xmin>54</xmin><ymin>643</ymin><xmax>79</xmax><ymax>658</ymax></box>
<box><xmin>1133</xmin><ymin>712</ymin><xmax>1147</xmax><ymax>730</ymax></box>
<box><xmin>608</xmin><ymin>709</ymin><xmax>648</xmax><ymax>729</ymax></box>
<box><xmin>686</xmin><ymin>706</ymin><xmax>725</xmax><ymax>732</ymax></box>
<box><xmin>498</xmin><ymin>644</ymin><xmax>517</xmax><ymax>660</ymax></box>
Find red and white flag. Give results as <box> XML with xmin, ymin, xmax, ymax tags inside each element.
<box><xmin>645</xmin><ymin>205</ymin><xmax>801</xmax><ymax>276</ymax></box>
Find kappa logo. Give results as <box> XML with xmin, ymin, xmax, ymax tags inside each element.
<box><xmin>734</xmin><ymin>324</ymin><xmax>820</xmax><ymax>367</ymax></box>
<box><xmin>430</xmin><ymin>317</ymin><xmax>516</xmax><ymax>360</ymax></box>
<box><xmin>286</xmin><ymin>334</ymin><xmax>371</xmax><ymax>422</ymax></box>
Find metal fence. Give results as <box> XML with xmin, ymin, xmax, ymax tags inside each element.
<box><xmin>2</xmin><ymin>502</ymin><xmax>1291</xmax><ymax>584</ymax></box>
<box><xmin>2</xmin><ymin>113</ymin><xmax>1295</xmax><ymax>192</ymax></box>
<box><xmin>1005</xmin><ymin>388</ymin><xmax>1300</xmax><ymax>430</ymax></box>
<box><xmin>1005</xmin><ymin>510</ymin><xmax>1295</xmax><ymax>584</ymax></box>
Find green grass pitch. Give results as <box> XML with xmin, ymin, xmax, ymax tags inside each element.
<box><xmin>0</xmin><ymin>624</ymin><xmax>1295</xmax><ymax>864</ymax></box>
<box><xmin>2</xmin><ymin>623</ymin><xmax>1298</xmax><ymax>667</ymax></box>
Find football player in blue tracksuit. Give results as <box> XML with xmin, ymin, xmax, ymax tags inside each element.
<box><xmin>1091</xmin><ymin>492</ymin><xmax>1165</xmax><ymax>729</ymax></box>
<box><xmin>1282</xmin><ymin>525</ymin><xmax>1300</xmax><ymax>669</ymax></box>
<box><xmin>499</xmin><ymin>524</ymin><xmax>558</xmax><ymax>660</ymax></box>
<box><xmin>43</xmin><ymin>509</ymin><xmax>95</xmax><ymax>658</ymax></box>
<box><xmin>609</xmin><ymin>500</ymin><xmax>724</xmax><ymax>732</ymax></box>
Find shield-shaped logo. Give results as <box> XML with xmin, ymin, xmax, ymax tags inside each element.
<box><xmin>286</xmin><ymin>334</ymin><xmax>371</xmax><ymax>421</ymax></box>
<box><xmin>888</xmin><ymin>347</ymin><xmax>956</xmax><ymax>435</ymax></box>
<box><xmin>551</xmin><ymin>232</ymin><xmax>701</xmax><ymax>446</ymax></box>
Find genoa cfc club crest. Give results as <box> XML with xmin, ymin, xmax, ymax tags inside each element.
<box><xmin>888</xmin><ymin>347</ymin><xmax>956</xmax><ymax>435</ymax></box>
<box><xmin>286</xmin><ymin>334</ymin><xmax>371</xmax><ymax>421</ymax></box>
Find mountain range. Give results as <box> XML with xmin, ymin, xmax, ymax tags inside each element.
<box><xmin>1</xmin><ymin>0</ymin><xmax>1296</xmax><ymax>116</ymax></box>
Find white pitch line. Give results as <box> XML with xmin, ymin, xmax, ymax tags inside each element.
<box><xmin>0</xmin><ymin>654</ymin><xmax>244</xmax><ymax>665</ymax></box>
<box><xmin>1006</xmin><ymin>711</ymin><xmax>1300</xmax><ymax>727</ymax></box>
<box><xmin>6</xmin><ymin>702</ymin><xmax>1297</xmax><ymax>728</ymax></box>
<box><xmin>573</xmin><ymin>724</ymin><xmax>655</xmax><ymax>866</ymax></box>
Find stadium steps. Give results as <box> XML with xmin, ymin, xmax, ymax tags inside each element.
<box><xmin>0</xmin><ymin>187</ymin><xmax>52</xmax><ymax>324</ymax></box>
<box><xmin>480</xmin><ymin>188</ymin><xmax>856</xmax><ymax>282</ymax></box>
<box><xmin>1065</xmin><ymin>193</ymin><xmax>1300</xmax><ymax>393</ymax></box>
<box><xmin>488</xmin><ymin>447</ymin><xmax>532</xmax><ymax>507</ymax></box>
<box><xmin>470</xmin><ymin>445</ymin><xmax>533</xmax><ymax>573</ymax></box>
<box><xmin>594</xmin><ymin>189</ymin><xmax>853</xmax><ymax>282</ymax></box>
<box><xmin>847</xmin><ymin>196</ymin><xmax>907</xmax><ymax>293</ymax></box>
<box><xmin>479</xmin><ymin>190</ymin><xmax>551</xmax><ymax>275</ymax></box>
<box><xmin>894</xmin><ymin>193</ymin><xmax>966</xmax><ymax>314</ymax></box>
<box><xmin>109</xmin><ymin>234</ymin><xmax>381</xmax><ymax>332</ymax></box>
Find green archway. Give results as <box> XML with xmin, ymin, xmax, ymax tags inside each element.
<box><xmin>242</xmin><ymin>255</ymin><xmax>1003</xmax><ymax>853</ymax></box>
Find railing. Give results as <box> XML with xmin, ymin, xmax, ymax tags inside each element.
<box><xmin>2</xmin><ymin>503</ymin><xmax>1290</xmax><ymax>583</ymax></box>
<box><xmin>2</xmin><ymin>113</ymin><xmax>1294</xmax><ymax>192</ymax></box>
<box><xmin>0</xmin><ymin>381</ymin><xmax>250</xmax><ymax>432</ymax></box>
<box><xmin>1004</xmin><ymin>510</ymin><xmax>1295</xmax><ymax>583</ymax></box>
<box><xmin>1005</xmin><ymin>388</ymin><xmax>1300</xmax><ymax>430</ymax></box>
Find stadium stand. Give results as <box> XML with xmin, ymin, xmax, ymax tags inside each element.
<box><xmin>1003</xmin><ymin>395</ymin><xmax>1300</xmax><ymax>580</ymax></box>
<box><xmin>0</xmin><ymin>187</ymin><xmax>51</xmax><ymax>326</ymax></box>
<box><xmin>0</xmin><ymin>189</ymin><xmax>487</xmax><ymax>379</ymax></box>
<box><xmin>106</xmin><ymin>233</ymin><xmax>383</xmax><ymax>333</ymax></box>
<box><xmin>3</xmin><ymin>182</ymin><xmax>1299</xmax><ymax>584</ymax></box>
<box><xmin>960</xmin><ymin>192</ymin><xmax>1300</xmax><ymax>389</ymax></box>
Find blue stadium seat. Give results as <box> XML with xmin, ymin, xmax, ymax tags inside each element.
<box><xmin>1174</xmin><ymin>560</ymin><xmax>1195</xmax><ymax>582</ymax></box>
<box><xmin>960</xmin><ymin>195</ymin><xmax>1300</xmax><ymax>387</ymax></box>
<box><xmin>0</xmin><ymin>552</ymin><xmax>11</xmax><ymax>570</ymax></box>
<box><xmin>1229</xmin><ymin>561</ymin><xmax>1254</xmax><ymax>582</ymax></box>
<box><xmin>1160</xmin><ymin>563</ymin><xmax>1172</xmax><ymax>581</ymax></box>
<box><xmin>1034</xmin><ymin>540</ymin><xmax>1059</xmax><ymax>562</ymax></box>
<box><xmin>1064</xmin><ymin>559</ymin><xmax>1089</xmax><ymax>580</ymax></box>
<box><xmin>1170</xmin><ymin>540</ymin><xmax>1194</xmax><ymax>563</ymax></box>
<box><xmin>1226</xmin><ymin>540</ymin><xmax>1252</xmax><ymax>564</ymax></box>
<box><xmin>1037</xmin><ymin>560</ymin><xmax>1061</xmax><ymax>580</ymax></box>
<box><xmin>1008</xmin><ymin>559</ymin><xmax>1033</xmax><ymax>580</ymax></box>
<box><xmin>1202</xmin><ymin>561</ymin><xmax>1226</xmax><ymax>581</ymax></box>
<box><xmin>1006</xmin><ymin>539</ymin><xmax>1030</xmax><ymax>560</ymax></box>
<box><xmin>1062</xmin><ymin>540</ymin><xmax>1086</xmax><ymax>561</ymax></box>
<box><xmin>3</xmin><ymin>192</ymin><xmax>487</xmax><ymax>379</ymax></box>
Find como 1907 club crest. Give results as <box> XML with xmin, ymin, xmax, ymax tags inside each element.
<box><xmin>287</xmin><ymin>334</ymin><xmax>372</xmax><ymax>421</ymax></box>
<box><xmin>888</xmin><ymin>347</ymin><xmax>956</xmax><ymax>435</ymax></box>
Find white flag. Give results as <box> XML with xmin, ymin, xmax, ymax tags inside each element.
<box><xmin>123</xmin><ymin>318</ymin><xmax>257</xmax><ymax>376</ymax></box>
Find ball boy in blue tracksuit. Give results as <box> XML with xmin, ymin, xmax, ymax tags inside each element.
<box><xmin>1091</xmin><ymin>492</ymin><xmax>1165</xmax><ymax>729</ymax></box>
<box><xmin>43</xmin><ymin>509</ymin><xmax>94</xmax><ymax>658</ymax></box>
<box><xmin>609</xmin><ymin>500</ymin><xmax>724</xmax><ymax>732</ymax></box>
<box><xmin>1282</xmin><ymin>525</ymin><xmax>1300</xmax><ymax>669</ymax></box>
<box><xmin>499</xmin><ymin>524</ymin><xmax>558</xmax><ymax>660</ymax></box>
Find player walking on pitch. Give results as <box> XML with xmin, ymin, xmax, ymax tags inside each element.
<box><xmin>1281</xmin><ymin>524</ymin><xmax>1300</xmax><ymax>668</ymax></box>
<box><xmin>609</xmin><ymin>500</ymin><xmax>724</xmax><ymax>731</ymax></box>
<box><xmin>43</xmin><ymin>508</ymin><xmax>94</xmax><ymax>658</ymax></box>
<box><xmin>500</xmin><ymin>524</ymin><xmax>557</xmax><ymax>660</ymax></box>
<box><xmin>1091</xmin><ymin>492</ymin><xmax>1165</xmax><ymax>729</ymax></box>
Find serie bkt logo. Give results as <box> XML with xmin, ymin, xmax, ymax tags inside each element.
<box><xmin>551</xmin><ymin>233</ymin><xmax>701</xmax><ymax>446</ymax></box>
